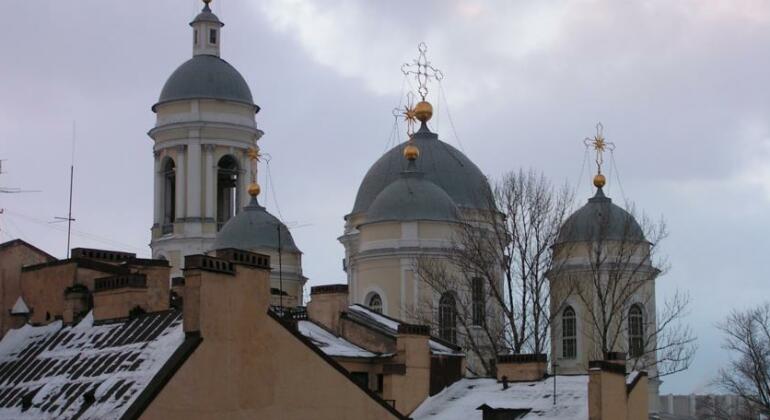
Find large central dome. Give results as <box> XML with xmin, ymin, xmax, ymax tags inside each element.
<box><xmin>350</xmin><ymin>124</ymin><xmax>492</xmax><ymax>217</ymax></box>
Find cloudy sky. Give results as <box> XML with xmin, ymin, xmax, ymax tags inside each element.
<box><xmin>2</xmin><ymin>0</ymin><xmax>769</xmax><ymax>394</ymax></box>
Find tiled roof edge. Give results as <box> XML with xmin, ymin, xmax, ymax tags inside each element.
<box><xmin>119</xmin><ymin>331</ymin><xmax>203</xmax><ymax>420</ymax></box>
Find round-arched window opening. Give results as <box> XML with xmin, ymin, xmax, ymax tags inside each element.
<box><xmin>368</xmin><ymin>293</ymin><xmax>383</xmax><ymax>314</ymax></box>
<box><xmin>217</xmin><ymin>155</ymin><xmax>240</xmax><ymax>229</ymax></box>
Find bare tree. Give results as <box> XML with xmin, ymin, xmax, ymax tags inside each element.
<box><xmin>713</xmin><ymin>303</ymin><xmax>770</xmax><ymax>417</ymax></box>
<box><xmin>551</xmin><ymin>196</ymin><xmax>696</xmax><ymax>379</ymax></box>
<box><xmin>413</xmin><ymin>169</ymin><xmax>571</xmax><ymax>376</ymax></box>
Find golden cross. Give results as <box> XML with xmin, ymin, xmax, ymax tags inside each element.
<box><xmin>583</xmin><ymin>123</ymin><xmax>615</xmax><ymax>175</ymax></box>
<box><xmin>401</xmin><ymin>42</ymin><xmax>444</xmax><ymax>101</ymax></box>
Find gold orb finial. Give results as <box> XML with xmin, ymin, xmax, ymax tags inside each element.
<box><xmin>403</xmin><ymin>142</ymin><xmax>420</xmax><ymax>161</ymax></box>
<box><xmin>248</xmin><ymin>182</ymin><xmax>261</xmax><ymax>197</ymax></box>
<box><xmin>593</xmin><ymin>173</ymin><xmax>606</xmax><ymax>188</ymax></box>
<box><xmin>414</xmin><ymin>101</ymin><xmax>433</xmax><ymax>123</ymax></box>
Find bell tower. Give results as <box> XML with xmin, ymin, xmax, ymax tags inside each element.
<box><xmin>149</xmin><ymin>0</ymin><xmax>262</xmax><ymax>276</ymax></box>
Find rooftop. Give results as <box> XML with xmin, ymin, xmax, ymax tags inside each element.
<box><xmin>412</xmin><ymin>376</ymin><xmax>589</xmax><ymax>420</ymax></box>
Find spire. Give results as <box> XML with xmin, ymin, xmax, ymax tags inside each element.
<box><xmin>190</xmin><ymin>0</ymin><xmax>224</xmax><ymax>57</ymax></box>
<box><xmin>584</xmin><ymin>122</ymin><xmax>615</xmax><ymax>190</ymax></box>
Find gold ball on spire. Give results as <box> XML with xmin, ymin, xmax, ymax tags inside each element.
<box><xmin>403</xmin><ymin>143</ymin><xmax>420</xmax><ymax>161</ymax></box>
<box><xmin>414</xmin><ymin>101</ymin><xmax>433</xmax><ymax>122</ymax></box>
<box><xmin>248</xmin><ymin>182</ymin><xmax>261</xmax><ymax>197</ymax></box>
<box><xmin>593</xmin><ymin>174</ymin><xmax>606</xmax><ymax>188</ymax></box>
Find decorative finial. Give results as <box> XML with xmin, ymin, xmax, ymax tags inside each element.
<box><xmin>403</xmin><ymin>141</ymin><xmax>420</xmax><ymax>161</ymax></box>
<box><xmin>583</xmin><ymin>122</ymin><xmax>615</xmax><ymax>189</ymax></box>
<box><xmin>247</xmin><ymin>146</ymin><xmax>261</xmax><ymax>198</ymax></box>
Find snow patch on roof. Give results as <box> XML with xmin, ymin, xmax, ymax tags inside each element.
<box><xmin>626</xmin><ymin>370</ymin><xmax>640</xmax><ymax>385</ymax></box>
<box><xmin>298</xmin><ymin>320</ymin><xmax>381</xmax><ymax>358</ymax></box>
<box><xmin>0</xmin><ymin>310</ymin><xmax>184</xmax><ymax>419</ymax></box>
<box><xmin>347</xmin><ymin>304</ymin><xmax>463</xmax><ymax>356</ymax></box>
<box><xmin>412</xmin><ymin>376</ymin><xmax>589</xmax><ymax>420</ymax></box>
<box><xmin>10</xmin><ymin>296</ymin><xmax>29</xmax><ymax>315</ymax></box>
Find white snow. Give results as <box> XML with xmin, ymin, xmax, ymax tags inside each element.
<box><xmin>9</xmin><ymin>296</ymin><xmax>29</xmax><ymax>315</ymax></box>
<box><xmin>298</xmin><ymin>320</ymin><xmax>382</xmax><ymax>358</ymax></box>
<box><xmin>348</xmin><ymin>304</ymin><xmax>401</xmax><ymax>331</ymax></box>
<box><xmin>412</xmin><ymin>376</ymin><xmax>589</xmax><ymax>420</ymax></box>
<box><xmin>626</xmin><ymin>370</ymin><xmax>640</xmax><ymax>386</ymax></box>
<box><xmin>347</xmin><ymin>305</ymin><xmax>463</xmax><ymax>356</ymax></box>
<box><xmin>0</xmin><ymin>310</ymin><xmax>184</xmax><ymax>420</ymax></box>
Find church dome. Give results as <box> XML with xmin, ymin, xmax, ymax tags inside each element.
<box><xmin>213</xmin><ymin>198</ymin><xmax>300</xmax><ymax>254</ymax></box>
<box><xmin>364</xmin><ymin>173</ymin><xmax>459</xmax><ymax>225</ymax></box>
<box><xmin>556</xmin><ymin>188</ymin><xmax>645</xmax><ymax>244</ymax></box>
<box><xmin>350</xmin><ymin>124</ymin><xmax>491</xmax><ymax>217</ymax></box>
<box><xmin>153</xmin><ymin>55</ymin><xmax>256</xmax><ymax>112</ymax></box>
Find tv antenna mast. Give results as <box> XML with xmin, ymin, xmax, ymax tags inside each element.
<box><xmin>51</xmin><ymin>122</ymin><xmax>77</xmax><ymax>257</ymax></box>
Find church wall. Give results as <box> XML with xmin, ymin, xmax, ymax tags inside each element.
<box><xmin>355</xmin><ymin>258</ymin><xmax>402</xmax><ymax>318</ymax></box>
<box><xmin>360</xmin><ymin>222</ymin><xmax>400</xmax><ymax>242</ymax></box>
<box><xmin>142</xmin><ymin>259</ymin><xmax>401</xmax><ymax>420</ymax></box>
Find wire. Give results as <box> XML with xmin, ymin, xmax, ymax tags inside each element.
<box><xmin>264</xmin><ymin>160</ymin><xmax>285</xmax><ymax>222</ymax></box>
<box><xmin>438</xmin><ymin>81</ymin><xmax>467</xmax><ymax>154</ymax></box>
<box><xmin>574</xmin><ymin>147</ymin><xmax>590</xmax><ymax>199</ymax></box>
<box><xmin>609</xmin><ymin>151</ymin><xmax>628</xmax><ymax>204</ymax></box>
<box><xmin>4</xmin><ymin>210</ymin><xmax>144</xmax><ymax>253</ymax></box>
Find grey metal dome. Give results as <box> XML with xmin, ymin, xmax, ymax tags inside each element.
<box><xmin>153</xmin><ymin>55</ymin><xmax>256</xmax><ymax>112</ymax></box>
<box><xmin>557</xmin><ymin>188</ymin><xmax>645</xmax><ymax>244</ymax></box>
<box><xmin>364</xmin><ymin>171</ymin><xmax>459</xmax><ymax>225</ymax></box>
<box><xmin>213</xmin><ymin>198</ymin><xmax>300</xmax><ymax>254</ymax></box>
<box><xmin>350</xmin><ymin>124</ymin><xmax>492</xmax><ymax>217</ymax></box>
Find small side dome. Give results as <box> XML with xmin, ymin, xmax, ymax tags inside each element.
<box><xmin>153</xmin><ymin>55</ymin><xmax>256</xmax><ymax>112</ymax></box>
<box><xmin>557</xmin><ymin>188</ymin><xmax>645</xmax><ymax>244</ymax></box>
<box><xmin>213</xmin><ymin>199</ymin><xmax>300</xmax><ymax>254</ymax></box>
<box><xmin>364</xmin><ymin>174</ymin><xmax>459</xmax><ymax>225</ymax></box>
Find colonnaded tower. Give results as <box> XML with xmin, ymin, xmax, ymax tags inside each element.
<box><xmin>148</xmin><ymin>1</ymin><xmax>268</xmax><ymax>277</ymax></box>
<box><xmin>340</xmin><ymin>46</ymin><xmax>501</xmax><ymax>367</ymax></box>
<box><xmin>548</xmin><ymin>127</ymin><xmax>660</xmax><ymax>412</ymax></box>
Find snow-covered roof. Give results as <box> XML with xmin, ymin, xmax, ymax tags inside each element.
<box><xmin>0</xmin><ymin>310</ymin><xmax>185</xmax><ymax>419</ymax></box>
<box><xmin>346</xmin><ymin>305</ymin><xmax>463</xmax><ymax>356</ymax></box>
<box><xmin>412</xmin><ymin>376</ymin><xmax>589</xmax><ymax>420</ymax></box>
<box><xmin>298</xmin><ymin>320</ymin><xmax>385</xmax><ymax>358</ymax></box>
<box><xmin>10</xmin><ymin>296</ymin><xmax>29</xmax><ymax>315</ymax></box>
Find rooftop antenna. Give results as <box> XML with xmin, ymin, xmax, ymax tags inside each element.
<box><xmin>52</xmin><ymin>122</ymin><xmax>77</xmax><ymax>257</ymax></box>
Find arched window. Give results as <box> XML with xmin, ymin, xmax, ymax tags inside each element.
<box><xmin>439</xmin><ymin>293</ymin><xmax>457</xmax><ymax>344</ymax></box>
<box><xmin>562</xmin><ymin>306</ymin><xmax>577</xmax><ymax>359</ymax></box>
<box><xmin>217</xmin><ymin>155</ymin><xmax>239</xmax><ymax>229</ymax></box>
<box><xmin>162</xmin><ymin>158</ymin><xmax>176</xmax><ymax>232</ymax></box>
<box><xmin>629</xmin><ymin>304</ymin><xmax>644</xmax><ymax>358</ymax></box>
<box><xmin>472</xmin><ymin>277</ymin><xmax>485</xmax><ymax>326</ymax></box>
<box><xmin>368</xmin><ymin>293</ymin><xmax>382</xmax><ymax>314</ymax></box>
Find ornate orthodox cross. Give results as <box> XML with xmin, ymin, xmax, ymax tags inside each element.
<box><xmin>584</xmin><ymin>122</ymin><xmax>615</xmax><ymax>175</ymax></box>
<box><xmin>401</xmin><ymin>42</ymin><xmax>444</xmax><ymax>101</ymax></box>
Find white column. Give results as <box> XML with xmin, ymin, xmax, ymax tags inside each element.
<box><xmin>175</xmin><ymin>145</ymin><xmax>186</xmax><ymax>220</ymax></box>
<box><xmin>187</xmin><ymin>140</ymin><xmax>202</xmax><ymax>219</ymax></box>
<box><xmin>204</xmin><ymin>144</ymin><xmax>215</xmax><ymax>220</ymax></box>
<box><xmin>153</xmin><ymin>150</ymin><xmax>162</xmax><ymax>225</ymax></box>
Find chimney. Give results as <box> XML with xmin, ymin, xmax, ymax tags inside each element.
<box><xmin>306</xmin><ymin>284</ymin><xmax>349</xmax><ymax>333</ymax></box>
<box><xmin>183</xmin><ymin>251</ymin><xmax>271</xmax><ymax>336</ymax></box>
<box><xmin>496</xmin><ymin>354</ymin><xmax>547</xmax><ymax>382</ymax></box>
<box><xmin>381</xmin><ymin>324</ymin><xmax>431</xmax><ymax>415</ymax></box>
<box><xmin>92</xmin><ymin>274</ymin><xmax>149</xmax><ymax>322</ymax></box>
